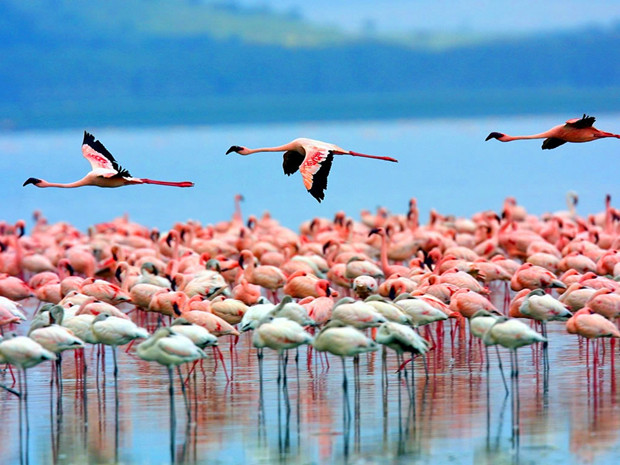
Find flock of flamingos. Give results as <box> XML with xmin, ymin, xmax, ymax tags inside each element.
<box><xmin>2</xmin><ymin>114</ymin><xmax>620</xmax><ymax>459</ymax></box>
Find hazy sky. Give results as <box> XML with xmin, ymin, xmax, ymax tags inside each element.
<box><xmin>239</xmin><ymin>0</ymin><xmax>620</xmax><ymax>33</ymax></box>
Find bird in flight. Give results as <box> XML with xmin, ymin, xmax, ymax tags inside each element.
<box><xmin>23</xmin><ymin>131</ymin><xmax>194</xmax><ymax>189</ymax></box>
<box><xmin>226</xmin><ymin>138</ymin><xmax>398</xmax><ymax>202</ymax></box>
<box><xmin>486</xmin><ymin>114</ymin><xmax>620</xmax><ymax>150</ymax></box>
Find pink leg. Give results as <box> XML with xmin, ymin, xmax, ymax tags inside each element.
<box><xmin>215</xmin><ymin>347</ymin><xmax>230</xmax><ymax>382</ymax></box>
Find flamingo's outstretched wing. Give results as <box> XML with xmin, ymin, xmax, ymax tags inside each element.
<box><xmin>565</xmin><ymin>114</ymin><xmax>596</xmax><ymax>129</ymax></box>
<box><xmin>82</xmin><ymin>131</ymin><xmax>132</xmax><ymax>177</ymax></box>
<box><xmin>299</xmin><ymin>148</ymin><xmax>334</xmax><ymax>203</ymax></box>
<box><xmin>542</xmin><ymin>138</ymin><xmax>567</xmax><ymax>150</ymax></box>
<box><xmin>282</xmin><ymin>150</ymin><xmax>304</xmax><ymax>176</ymax></box>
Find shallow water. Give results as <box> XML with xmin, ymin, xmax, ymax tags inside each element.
<box><xmin>1</xmin><ymin>291</ymin><xmax>619</xmax><ymax>465</ymax></box>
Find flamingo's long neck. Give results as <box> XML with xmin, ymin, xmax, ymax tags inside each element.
<box><xmin>500</xmin><ymin>131</ymin><xmax>554</xmax><ymax>142</ymax></box>
<box><xmin>246</xmin><ymin>143</ymin><xmax>297</xmax><ymax>155</ymax></box>
<box><xmin>37</xmin><ymin>179</ymin><xmax>90</xmax><ymax>188</ymax></box>
<box><xmin>378</xmin><ymin>232</ymin><xmax>391</xmax><ymax>276</ymax></box>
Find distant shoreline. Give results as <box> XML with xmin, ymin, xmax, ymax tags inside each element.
<box><xmin>2</xmin><ymin>87</ymin><xmax>619</xmax><ymax>131</ymax></box>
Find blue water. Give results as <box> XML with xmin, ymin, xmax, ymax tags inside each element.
<box><xmin>1</xmin><ymin>113</ymin><xmax>619</xmax><ymax>232</ymax></box>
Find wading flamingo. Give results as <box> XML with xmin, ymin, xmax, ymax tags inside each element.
<box><xmin>483</xmin><ymin>316</ymin><xmax>546</xmax><ymax>439</ymax></box>
<box><xmin>226</xmin><ymin>138</ymin><xmax>398</xmax><ymax>202</ymax></box>
<box><xmin>137</xmin><ymin>327</ymin><xmax>206</xmax><ymax>459</ymax></box>
<box><xmin>486</xmin><ymin>115</ymin><xmax>620</xmax><ymax>150</ymax></box>
<box><xmin>376</xmin><ymin>321</ymin><xmax>430</xmax><ymax>392</ymax></box>
<box><xmin>312</xmin><ymin>320</ymin><xmax>379</xmax><ymax>426</ymax></box>
<box><xmin>0</xmin><ymin>336</ymin><xmax>57</xmax><ymax>433</ymax></box>
<box><xmin>23</xmin><ymin>131</ymin><xmax>194</xmax><ymax>189</ymax></box>
<box><xmin>253</xmin><ymin>316</ymin><xmax>314</xmax><ymax>399</ymax></box>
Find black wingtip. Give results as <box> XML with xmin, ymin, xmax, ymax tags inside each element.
<box><xmin>485</xmin><ymin>132</ymin><xmax>503</xmax><ymax>141</ymax></box>
<box><xmin>226</xmin><ymin>145</ymin><xmax>242</xmax><ymax>155</ymax></box>
<box><xmin>23</xmin><ymin>177</ymin><xmax>41</xmax><ymax>187</ymax></box>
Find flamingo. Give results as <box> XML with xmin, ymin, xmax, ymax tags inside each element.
<box><xmin>23</xmin><ymin>131</ymin><xmax>194</xmax><ymax>189</ymax></box>
<box><xmin>137</xmin><ymin>327</ymin><xmax>206</xmax><ymax>457</ymax></box>
<box><xmin>483</xmin><ymin>316</ymin><xmax>546</xmax><ymax>438</ymax></box>
<box><xmin>226</xmin><ymin>138</ymin><xmax>398</xmax><ymax>202</ymax></box>
<box><xmin>486</xmin><ymin>114</ymin><xmax>620</xmax><ymax>150</ymax></box>
<box><xmin>0</xmin><ymin>336</ymin><xmax>57</xmax><ymax>434</ymax></box>
<box><xmin>28</xmin><ymin>305</ymin><xmax>85</xmax><ymax>393</ymax></box>
<box><xmin>363</xmin><ymin>295</ymin><xmax>411</xmax><ymax>324</ymax></box>
<box><xmin>331</xmin><ymin>297</ymin><xmax>386</xmax><ymax>329</ymax></box>
<box><xmin>170</xmin><ymin>318</ymin><xmax>218</xmax><ymax>349</ymax></box>
<box><xmin>519</xmin><ymin>289</ymin><xmax>572</xmax><ymax>370</ymax></box>
<box><xmin>566</xmin><ymin>307</ymin><xmax>620</xmax><ymax>370</ymax></box>
<box><xmin>253</xmin><ymin>316</ymin><xmax>314</xmax><ymax>399</ymax></box>
<box><xmin>469</xmin><ymin>310</ymin><xmax>509</xmax><ymax>394</ymax></box>
<box><xmin>91</xmin><ymin>313</ymin><xmax>149</xmax><ymax>381</ymax></box>
<box><xmin>312</xmin><ymin>320</ymin><xmax>379</xmax><ymax>425</ymax></box>
<box><xmin>376</xmin><ymin>321</ymin><xmax>430</xmax><ymax>389</ymax></box>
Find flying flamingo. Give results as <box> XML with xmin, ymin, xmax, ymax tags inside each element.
<box><xmin>486</xmin><ymin>114</ymin><xmax>620</xmax><ymax>150</ymax></box>
<box><xmin>23</xmin><ymin>131</ymin><xmax>194</xmax><ymax>189</ymax></box>
<box><xmin>226</xmin><ymin>138</ymin><xmax>398</xmax><ymax>202</ymax></box>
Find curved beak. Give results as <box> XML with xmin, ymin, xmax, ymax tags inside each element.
<box><xmin>485</xmin><ymin>132</ymin><xmax>504</xmax><ymax>141</ymax></box>
<box><xmin>226</xmin><ymin>146</ymin><xmax>242</xmax><ymax>155</ymax></box>
<box><xmin>173</xmin><ymin>302</ymin><xmax>181</xmax><ymax>317</ymax></box>
<box><xmin>23</xmin><ymin>177</ymin><xmax>42</xmax><ymax>187</ymax></box>
<box><xmin>115</xmin><ymin>266</ymin><xmax>123</xmax><ymax>283</ymax></box>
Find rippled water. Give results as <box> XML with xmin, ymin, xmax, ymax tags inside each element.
<box><xmin>1</xmin><ymin>289</ymin><xmax>619</xmax><ymax>465</ymax></box>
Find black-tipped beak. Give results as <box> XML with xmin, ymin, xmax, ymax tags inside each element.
<box><xmin>322</xmin><ymin>240</ymin><xmax>333</xmax><ymax>255</ymax></box>
<box><xmin>325</xmin><ymin>286</ymin><xmax>332</xmax><ymax>297</ymax></box>
<box><xmin>226</xmin><ymin>145</ymin><xmax>242</xmax><ymax>155</ymax></box>
<box><xmin>238</xmin><ymin>256</ymin><xmax>245</xmax><ymax>268</ymax></box>
<box><xmin>23</xmin><ymin>177</ymin><xmax>41</xmax><ymax>187</ymax></box>
<box><xmin>173</xmin><ymin>302</ymin><xmax>181</xmax><ymax>316</ymax></box>
<box><xmin>166</xmin><ymin>232</ymin><xmax>173</xmax><ymax>247</ymax></box>
<box><xmin>485</xmin><ymin>132</ymin><xmax>503</xmax><ymax>141</ymax></box>
<box><xmin>115</xmin><ymin>266</ymin><xmax>122</xmax><ymax>282</ymax></box>
<box><xmin>368</xmin><ymin>228</ymin><xmax>381</xmax><ymax>237</ymax></box>
<box><xmin>388</xmin><ymin>286</ymin><xmax>396</xmax><ymax>301</ymax></box>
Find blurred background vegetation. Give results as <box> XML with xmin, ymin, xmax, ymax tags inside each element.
<box><xmin>1</xmin><ymin>0</ymin><xmax>619</xmax><ymax>130</ymax></box>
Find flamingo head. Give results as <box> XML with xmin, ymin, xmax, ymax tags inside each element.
<box><xmin>23</xmin><ymin>177</ymin><xmax>42</xmax><ymax>187</ymax></box>
<box><xmin>485</xmin><ymin>132</ymin><xmax>506</xmax><ymax>141</ymax></box>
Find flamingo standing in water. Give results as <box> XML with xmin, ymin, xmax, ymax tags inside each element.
<box><xmin>23</xmin><ymin>131</ymin><xmax>194</xmax><ymax>189</ymax></box>
<box><xmin>486</xmin><ymin>114</ymin><xmax>620</xmax><ymax>150</ymax></box>
<box><xmin>226</xmin><ymin>138</ymin><xmax>398</xmax><ymax>202</ymax></box>
<box><xmin>0</xmin><ymin>336</ymin><xmax>57</xmax><ymax>436</ymax></box>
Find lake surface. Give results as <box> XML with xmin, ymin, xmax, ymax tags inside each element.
<box><xmin>1</xmin><ymin>292</ymin><xmax>619</xmax><ymax>465</ymax></box>
<box><xmin>1</xmin><ymin>113</ymin><xmax>620</xmax><ymax>233</ymax></box>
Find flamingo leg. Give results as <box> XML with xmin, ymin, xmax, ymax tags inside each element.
<box><xmin>168</xmin><ymin>366</ymin><xmax>176</xmax><ymax>464</ymax></box>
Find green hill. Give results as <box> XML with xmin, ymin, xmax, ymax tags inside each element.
<box><xmin>1</xmin><ymin>0</ymin><xmax>619</xmax><ymax>130</ymax></box>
